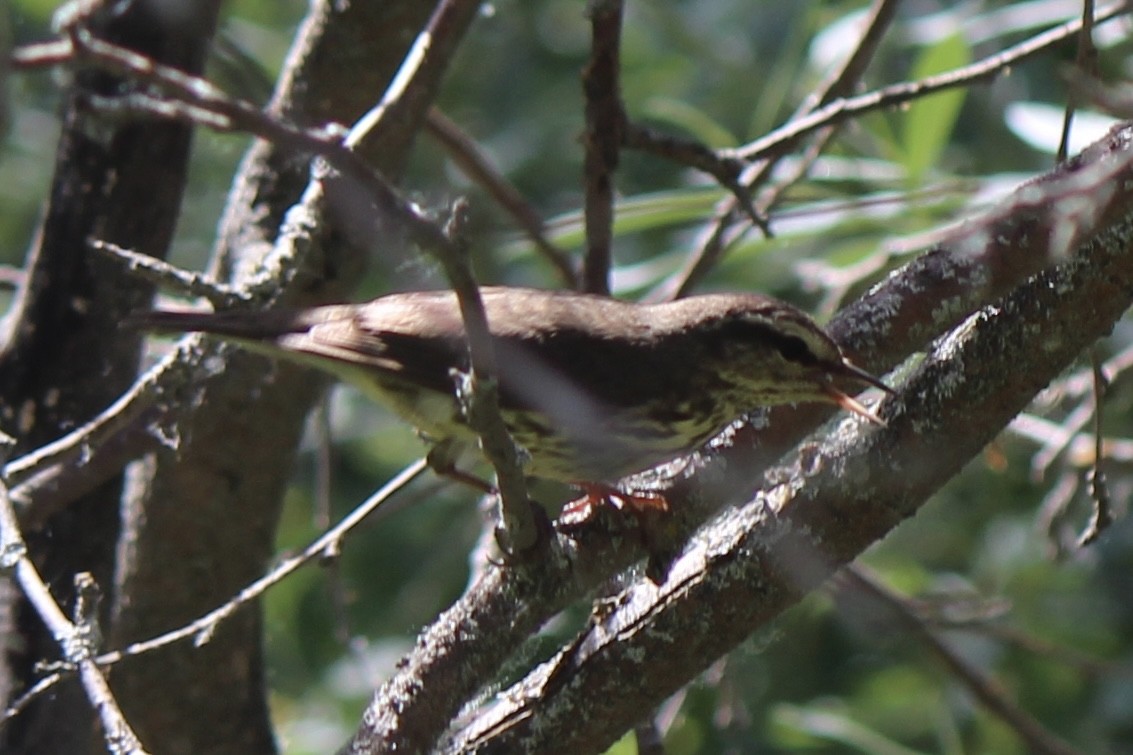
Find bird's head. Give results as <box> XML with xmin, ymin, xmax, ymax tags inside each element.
<box><xmin>680</xmin><ymin>296</ymin><xmax>894</xmax><ymax>425</ymax></box>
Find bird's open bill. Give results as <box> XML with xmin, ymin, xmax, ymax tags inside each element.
<box><xmin>826</xmin><ymin>359</ymin><xmax>895</xmax><ymax>426</ymax></box>
<box><xmin>840</xmin><ymin>359</ymin><xmax>896</xmax><ymax>396</ymax></box>
<box><xmin>825</xmin><ymin>386</ymin><xmax>886</xmax><ymax>426</ymax></box>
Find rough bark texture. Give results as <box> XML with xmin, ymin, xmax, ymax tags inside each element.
<box><xmin>0</xmin><ymin>3</ymin><xmax>222</xmax><ymax>752</ymax></box>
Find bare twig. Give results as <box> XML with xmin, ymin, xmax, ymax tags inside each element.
<box><xmin>658</xmin><ymin>0</ymin><xmax>901</xmax><ymax>300</ymax></box>
<box><xmin>1058</xmin><ymin>0</ymin><xmax>1100</xmax><ymax>162</ymax></box>
<box><xmin>0</xmin><ymin>265</ymin><xmax>26</xmax><ymax>289</ymax></box>
<box><xmin>18</xmin><ymin>19</ymin><xmax>473</xmax><ymax>292</ymax></box>
<box><xmin>0</xmin><ymin>432</ymin><xmax>149</xmax><ymax>753</ymax></box>
<box><xmin>425</xmin><ymin>108</ymin><xmax>578</xmax><ymax>288</ymax></box>
<box><xmin>839</xmin><ymin>569</ymin><xmax>1082</xmax><ymax>755</ymax></box>
<box><xmin>108</xmin><ymin>458</ymin><xmax>425</xmax><ymax>659</ymax></box>
<box><xmin>978</xmin><ymin>623</ymin><xmax>1133</xmax><ymax>679</ymax></box>
<box><xmin>91</xmin><ymin>240</ymin><xmax>249</xmax><ymax>308</ymax></box>
<box><xmin>434</xmin><ymin>198</ymin><xmax>537</xmax><ymax>552</ymax></box>
<box><xmin>325</xmin><ymin>0</ymin><xmax>540</xmax><ymax>552</ymax></box>
<box><xmin>9</xmin><ymin>39</ymin><xmax>73</xmax><ymax>69</ymax></box>
<box><xmin>3</xmin><ymin>458</ymin><xmax>427</xmax><ymax>720</ymax></box>
<box><xmin>1080</xmin><ymin>354</ymin><xmax>1113</xmax><ymax>544</ymax></box>
<box><xmin>730</xmin><ymin>2</ymin><xmax>1126</xmax><ymax>163</ymax></box>
<box><xmin>1</xmin><ymin>671</ymin><xmax>63</xmax><ymax>726</ymax></box>
<box><xmin>580</xmin><ymin>0</ymin><xmax>625</xmax><ymax>295</ymax></box>
<box><xmin>4</xmin><ymin>355</ymin><xmax>173</xmax><ymax>530</ymax></box>
<box><xmin>620</xmin><ymin>120</ymin><xmax>761</xmax><ymax>226</ymax></box>
<box><xmin>1063</xmin><ymin>2</ymin><xmax>1112</xmax><ymax>548</ymax></box>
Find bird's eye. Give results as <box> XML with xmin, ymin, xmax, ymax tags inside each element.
<box><xmin>769</xmin><ymin>333</ymin><xmax>818</xmax><ymax>365</ymax></box>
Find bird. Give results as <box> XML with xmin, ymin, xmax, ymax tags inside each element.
<box><xmin>130</xmin><ymin>286</ymin><xmax>892</xmax><ymax>491</ymax></box>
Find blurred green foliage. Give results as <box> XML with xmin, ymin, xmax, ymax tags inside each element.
<box><xmin>5</xmin><ymin>1</ymin><xmax>1133</xmax><ymax>753</ymax></box>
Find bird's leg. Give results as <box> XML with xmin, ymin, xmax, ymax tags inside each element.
<box><xmin>425</xmin><ymin>441</ymin><xmax>495</xmax><ymax>493</ymax></box>
<box><xmin>557</xmin><ymin>483</ymin><xmax>674</xmax><ymax>584</ymax></box>
<box><xmin>438</xmin><ymin>465</ymin><xmax>496</xmax><ymax>494</ymax></box>
<box><xmin>426</xmin><ymin>439</ymin><xmax>555</xmax><ymax>563</ymax></box>
<box><xmin>560</xmin><ymin>482</ymin><xmax>670</xmax><ymax>522</ymax></box>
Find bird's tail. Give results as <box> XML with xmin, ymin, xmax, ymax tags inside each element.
<box><xmin>123</xmin><ymin>307</ymin><xmax>324</xmax><ymax>340</ymax></box>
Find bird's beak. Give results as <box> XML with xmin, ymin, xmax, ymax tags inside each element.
<box><xmin>825</xmin><ymin>386</ymin><xmax>887</xmax><ymax>426</ymax></box>
<box><xmin>840</xmin><ymin>359</ymin><xmax>896</xmax><ymax>395</ymax></box>
<box><xmin>825</xmin><ymin>358</ymin><xmax>894</xmax><ymax>427</ymax></box>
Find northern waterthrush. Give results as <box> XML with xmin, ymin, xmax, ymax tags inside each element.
<box><xmin>132</xmin><ymin>287</ymin><xmax>892</xmax><ymax>487</ymax></box>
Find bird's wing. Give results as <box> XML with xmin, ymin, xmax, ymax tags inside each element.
<box><xmin>287</xmin><ymin>316</ymin><xmax>462</xmax><ymax>395</ymax></box>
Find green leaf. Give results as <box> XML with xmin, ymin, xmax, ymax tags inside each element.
<box><xmin>642</xmin><ymin>97</ymin><xmax>739</xmax><ymax>149</ymax></box>
<box><xmin>500</xmin><ymin>187</ymin><xmax>726</xmax><ymax>257</ymax></box>
<box><xmin>902</xmin><ymin>33</ymin><xmax>971</xmax><ymax>182</ymax></box>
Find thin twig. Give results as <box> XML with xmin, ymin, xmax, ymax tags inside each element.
<box><xmin>435</xmin><ymin>199</ymin><xmax>537</xmax><ymax>552</ymax></box>
<box><xmin>1</xmin><ymin>671</ymin><xmax>63</xmax><ymax>725</ymax></box>
<box><xmin>729</xmin><ymin>2</ymin><xmax>1126</xmax><ymax>164</ymax></box>
<box><xmin>0</xmin><ymin>433</ymin><xmax>149</xmax><ymax>753</ymax></box>
<box><xmin>1063</xmin><ymin>2</ymin><xmax>1112</xmax><ymax>547</ymax></box>
<box><xmin>977</xmin><ymin>623</ymin><xmax>1133</xmax><ymax>679</ymax></box>
<box><xmin>425</xmin><ymin>107</ymin><xmax>578</xmax><ymax>288</ymax></box>
<box><xmin>2</xmin><ymin>458</ymin><xmax>428</xmax><ymax>722</ymax></box>
<box><xmin>4</xmin><ymin>355</ymin><xmax>170</xmax><ymax>530</ymax></box>
<box><xmin>662</xmin><ymin>0</ymin><xmax>1125</xmax><ymax>302</ymax></box>
<box><xmin>0</xmin><ymin>264</ymin><xmax>26</xmax><ymax>289</ymax></box>
<box><xmin>91</xmin><ymin>240</ymin><xmax>249</xmax><ymax>308</ymax></box>
<box><xmin>620</xmin><ymin>120</ymin><xmax>760</xmax><ymax>226</ymax></box>
<box><xmin>107</xmin><ymin>459</ymin><xmax>425</xmax><ymax>660</ymax></box>
<box><xmin>658</xmin><ymin>0</ymin><xmax>901</xmax><ymax>300</ymax></box>
<box><xmin>325</xmin><ymin>0</ymin><xmax>540</xmax><ymax>551</ymax></box>
<box><xmin>1080</xmin><ymin>354</ymin><xmax>1113</xmax><ymax>544</ymax></box>
<box><xmin>20</xmin><ymin>25</ymin><xmax>455</xmax><ymax>290</ymax></box>
<box><xmin>1058</xmin><ymin>0</ymin><xmax>1100</xmax><ymax>162</ymax></box>
<box><xmin>580</xmin><ymin>0</ymin><xmax>625</xmax><ymax>295</ymax></box>
<box><xmin>840</xmin><ymin>568</ymin><xmax>1083</xmax><ymax>755</ymax></box>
